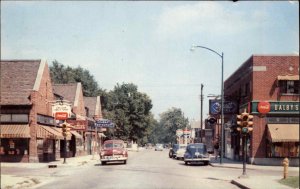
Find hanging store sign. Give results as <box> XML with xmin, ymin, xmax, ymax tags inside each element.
<box><xmin>209</xmin><ymin>100</ymin><xmax>238</xmax><ymax>115</ymax></box>
<box><xmin>52</xmin><ymin>101</ymin><xmax>72</xmax><ymax>120</ymax></box>
<box><xmin>94</xmin><ymin>119</ymin><xmax>115</xmax><ymax>128</ymax></box>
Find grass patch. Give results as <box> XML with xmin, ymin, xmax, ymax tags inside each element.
<box><xmin>279</xmin><ymin>176</ymin><xmax>299</xmax><ymax>188</ymax></box>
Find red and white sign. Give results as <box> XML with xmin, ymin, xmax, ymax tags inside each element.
<box><xmin>55</xmin><ymin>112</ymin><xmax>68</xmax><ymax>120</ymax></box>
<box><xmin>52</xmin><ymin>101</ymin><xmax>71</xmax><ymax>120</ymax></box>
<box><xmin>257</xmin><ymin>101</ymin><xmax>271</xmax><ymax>114</ymax></box>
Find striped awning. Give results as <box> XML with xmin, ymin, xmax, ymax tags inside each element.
<box><xmin>268</xmin><ymin>124</ymin><xmax>299</xmax><ymax>142</ymax></box>
<box><xmin>0</xmin><ymin>124</ymin><xmax>30</xmax><ymax>138</ymax></box>
<box><xmin>70</xmin><ymin>130</ymin><xmax>83</xmax><ymax>139</ymax></box>
<box><xmin>37</xmin><ymin>125</ymin><xmax>69</xmax><ymax>140</ymax></box>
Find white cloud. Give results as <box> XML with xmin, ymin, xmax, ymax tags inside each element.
<box><xmin>155</xmin><ymin>2</ymin><xmax>264</xmax><ymax>40</ymax></box>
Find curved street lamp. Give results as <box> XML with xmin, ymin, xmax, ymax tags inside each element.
<box><xmin>190</xmin><ymin>45</ymin><xmax>224</xmax><ymax>164</ymax></box>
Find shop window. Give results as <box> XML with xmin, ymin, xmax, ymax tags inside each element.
<box><xmin>267</xmin><ymin>142</ymin><xmax>299</xmax><ymax>158</ymax></box>
<box><xmin>279</xmin><ymin>80</ymin><xmax>300</xmax><ymax>94</ymax></box>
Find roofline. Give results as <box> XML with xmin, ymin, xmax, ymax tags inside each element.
<box><xmin>33</xmin><ymin>60</ymin><xmax>47</xmax><ymax>91</ymax></box>
<box><xmin>0</xmin><ymin>59</ymin><xmax>42</xmax><ymax>62</ymax></box>
<box><xmin>74</xmin><ymin>83</ymin><xmax>82</xmax><ymax>107</ymax></box>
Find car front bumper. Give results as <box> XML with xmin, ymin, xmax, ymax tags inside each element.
<box><xmin>184</xmin><ymin>157</ymin><xmax>210</xmax><ymax>162</ymax></box>
<box><xmin>100</xmin><ymin>156</ymin><xmax>128</xmax><ymax>162</ymax></box>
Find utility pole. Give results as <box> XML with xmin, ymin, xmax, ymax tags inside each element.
<box><xmin>200</xmin><ymin>84</ymin><xmax>204</xmax><ymax>143</ymax></box>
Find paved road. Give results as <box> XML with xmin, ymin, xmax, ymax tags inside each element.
<box><xmin>32</xmin><ymin>149</ymin><xmax>239</xmax><ymax>189</ymax></box>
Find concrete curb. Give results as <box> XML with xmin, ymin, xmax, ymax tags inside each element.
<box><xmin>231</xmin><ymin>180</ymin><xmax>250</xmax><ymax>189</ymax></box>
<box><xmin>209</xmin><ymin>163</ymin><xmax>256</xmax><ymax>170</ymax></box>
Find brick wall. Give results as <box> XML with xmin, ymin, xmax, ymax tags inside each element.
<box><xmin>29</xmin><ymin>62</ymin><xmax>55</xmax><ymax>162</ymax></box>
<box><xmin>224</xmin><ymin>55</ymin><xmax>299</xmax><ymax>159</ymax></box>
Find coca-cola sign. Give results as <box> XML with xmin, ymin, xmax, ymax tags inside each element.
<box><xmin>257</xmin><ymin>101</ymin><xmax>271</xmax><ymax>114</ymax></box>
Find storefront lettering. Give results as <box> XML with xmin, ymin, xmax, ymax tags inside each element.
<box><xmin>274</xmin><ymin>104</ymin><xmax>299</xmax><ymax>111</ymax></box>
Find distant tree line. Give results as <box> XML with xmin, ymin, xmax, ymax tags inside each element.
<box><xmin>49</xmin><ymin>60</ymin><xmax>189</xmax><ymax>146</ymax></box>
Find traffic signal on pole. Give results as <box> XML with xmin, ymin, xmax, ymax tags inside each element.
<box><xmin>61</xmin><ymin>121</ymin><xmax>71</xmax><ymax>137</ymax></box>
<box><xmin>236</xmin><ymin>110</ymin><xmax>254</xmax><ymax>134</ymax></box>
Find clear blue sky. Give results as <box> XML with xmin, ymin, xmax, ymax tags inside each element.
<box><xmin>1</xmin><ymin>1</ymin><xmax>299</xmax><ymax>120</ymax></box>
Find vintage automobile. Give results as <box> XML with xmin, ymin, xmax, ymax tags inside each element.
<box><xmin>184</xmin><ymin>143</ymin><xmax>210</xmax><ymax>165</ymax></box>
<box><xmin>154</xmin><ymin>143</ymin><xmax>164</xmax><ymax>151</ymax></box>
<box><xmin>175</xmin><ymin>144</ymin><xmax>187</xmax><ymax>160</ymax></box>
<box><xmin>99</xmin><ymin>140</ymin><xmax>128</xmax><ymax>165</ymax></box>
<box><xmin>169</xmin><ymin>144</ymin><xmax>179</xmax><ymax>158</ymax></box>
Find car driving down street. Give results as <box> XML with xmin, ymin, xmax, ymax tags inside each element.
<box><xmin>184</xmin><ymin>143</ymin><xmax>210</xmax><ymax>165</ymax></box>
<box><xmin>99</xmin><ymin>140</ymin><xmax>128</xmax><ymax>165</ymax></box>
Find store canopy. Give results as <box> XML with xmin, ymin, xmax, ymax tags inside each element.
<box><xmin>277</xmin><ymin>75</ymin><xmax>299</xmax><ymax>81</ymax></box>
<box><xmin>0</xmin><ymin>124</ymin><xmax>30</xmax><ymax>138</ymax></box>
<box><xmin>267</xmin><ymin>124</ymin><xmax>299</xmax><ymax>142</ymax></box>
<box><xmin>37</xmin><ymin>125</ymin><xmax>69</xmax><ymax>140</ymax></box>
<box><xmin>70</xmin><ymin>130</ymin><xmax>83</xmax><ymax>139</ymax></box>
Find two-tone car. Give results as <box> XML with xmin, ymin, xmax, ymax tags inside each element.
<box><xmin>99</xmin><ymin>140</ymin><xmax>128</xmax><ymax>165</ymax></box>
<box><xmin>184</xmin><ymin>143</ymin><xmax>210</xmax><ymax>165</ymax></box>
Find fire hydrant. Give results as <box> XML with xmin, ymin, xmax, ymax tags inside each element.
<box><xmin>282</xmin><ymin>157</ymin><xmax>289</xmax><ymax>179</ymax></box>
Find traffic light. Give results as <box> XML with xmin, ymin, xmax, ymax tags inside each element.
<box><xmin>236</xmin><ymin>110</ymin><xmax>254</xmax><ymax>134</ymax></box>
<box><xmin>61</xmin><ymin>121</ymin><xmax>71</xmax><ymax>137</ymax></box>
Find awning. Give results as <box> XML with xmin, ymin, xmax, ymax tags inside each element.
<box><xmin>52</xmin><ymin>127</ymin><xmax>71</xmax><ymax>140</ymax></box>
<box><xmin>267</xmin><ymin>124</ymin><xmax>299</xmax><ymax>142</ymax></box>
<box><xmin>70</xmin><ymin>130</ymin><xmax>83</xmax><ymax>139</ymax></box>
<box><xmin>277</xmin><ymin>75</ymin><xmax>299</xmax><ymax>81</ymax></box>
<box><xmin>0</xmin><ymin>124</ymin><xmax>30</xmax><ymax>138</ymax></box>
<box><xmin>37</xmin><ymin>125</ymin><xmax>68</xmax><ymax>140</ymax></box>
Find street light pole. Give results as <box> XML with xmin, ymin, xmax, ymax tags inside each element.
<box><xmin>191</xmin><ymin>45</ymin><xmax>224</xmax><ymax>164</ymax></box>
<box><xmin>200</xmin><ymin>84</ymin><xmax>203</xmax><ymax>143</ymax></box>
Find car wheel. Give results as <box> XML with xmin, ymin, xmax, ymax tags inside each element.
<box><xmin>169</xmin><ymin>153</ymin><xmax>172</xmax><ymax>158</ymax></box>
<box><xmin>101</xmin><ymin>161</ymin><xmax>106</xmax><ymax>165</ymax></box>
<box><xmin>124</xmin><ymin>160</ymin><xmax>127</xmax><ymax>164</ymax></box>
<box><xmin>204</xmin><ymin>161</ymin><xmax>209</xmax><ymax>166</ymax></box>
<box><xmin>184</xmin><ymin>161</ymin><xmax>188</xmax><ymax>165</ymax></box>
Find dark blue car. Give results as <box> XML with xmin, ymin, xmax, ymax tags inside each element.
<box><xmin>184</xmin><ymin>143</ymin><xmax>210</xmax><ymax>165</ymax></box>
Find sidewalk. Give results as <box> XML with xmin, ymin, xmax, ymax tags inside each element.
<box><xmin>1</xmin><ymin>155</ymin><xmax>100</xmax><ymax>189</ymax></box>
<box><xmin>209</xmin><ymin>157</ymin><xmax>299</xmax><ymax>189</ymax></box>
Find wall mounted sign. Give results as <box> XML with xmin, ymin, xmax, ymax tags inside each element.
<box><xmin>257</xmin><ymin>101</ymin><xmax>271</xmax><ymax>114</ymax></box>
<box><xmin>252</xmin><ymin>101</ymin><xmax>299</xmax><ymax>114</ymax></box>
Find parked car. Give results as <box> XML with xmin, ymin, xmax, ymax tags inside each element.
<box><xmin>169</xmin><ymin>144</ymin><xmax>179</xmax><ymax>158</ymax></box>
<box><xmin>99</xmin><ymin>140</ymin><xmax>128</xmax><ymax>165</ymax></box>
<box><xmin>154</xmin><ymin>143</ymin><xmax>164</xmax><ymax>151</ymax></box>
<box><xmin>175</xmin><ymin>144</ymin><xmax>187</xmax><ymax>160</ymax></box>
<box><xmin>184</xmin><ymin>143</ymin><xmax>210</xmax><ymax>165</ymax></box>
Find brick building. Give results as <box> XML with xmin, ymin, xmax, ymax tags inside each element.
<box><xmin>224</xmin><ymin>55</ymin><xmax>299</xmax><ymax>166</ymax></box>
<box><xmin>0</xmin><ymin>60</ymin><xmax>64</xmax><ymax>162</ymax></box>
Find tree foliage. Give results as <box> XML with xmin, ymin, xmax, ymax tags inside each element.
<box><xmin>157</xmin><ymin>108</ymin><xmax>189</xmax><ymax>144</ymax></box>
<box><xmin>103</xmin><ymin>83</ymin><xmax>156</xmax><ymax>145</ymax></box>
<box><xmin>49</xmin><ymin>60</ymin><xmax>105</xmax><ymax>97</ymax></box>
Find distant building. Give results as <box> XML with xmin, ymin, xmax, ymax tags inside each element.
<box><xmin>224</xmin><ymin>55</ymin><xmax>299</xmax><ymax>166</ymax></box>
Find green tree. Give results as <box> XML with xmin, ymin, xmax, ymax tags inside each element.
<box><xmin>104</xmin><ymin>83</ymin><xmax>153</xmax><ymax>146</ymax></box>
<box><xmin>157</xmin><ymin>108</ymin><xmax>189</xmax><ymax>144</ymax></box>
<box><xmin>49</xmin><ymin>60</ymin><xmax>106</xmax><ymax>97</ymax></box>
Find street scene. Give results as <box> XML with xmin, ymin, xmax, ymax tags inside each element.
<box><xmin>2</xmin><ymin>149</ymin><xmax>299</xmax><ymax>189</ymax></box>
<box><xmin>1</xmin><ymin>1</ymin><xmax>299</xmax><ymax>189</ymax></box>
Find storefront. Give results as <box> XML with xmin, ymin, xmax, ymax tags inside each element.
<box><xmin>251</xmin><ymin>101</ymin><xmax>299</xmax><ymax>166</ymax></box>
<box><xmin>0</xmin><ymin>124</ymin><xmax>31</xmax><ymax>162</ymax></box>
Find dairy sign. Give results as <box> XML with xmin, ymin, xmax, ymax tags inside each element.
<box><xmin>252</xmin><ymin>101</ymin><xmax>300</xmax><ymax>114</ymax></box>
<box><xmin>52</xmin><ymin>102</ymin><xmax>72</xmax><ymax>120</ymax></box>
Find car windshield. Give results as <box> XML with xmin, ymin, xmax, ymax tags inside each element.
<box><xmin>104</xmin><ymin>143</ymin><xmax>123</xmax><ymax>149</ymax></box>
